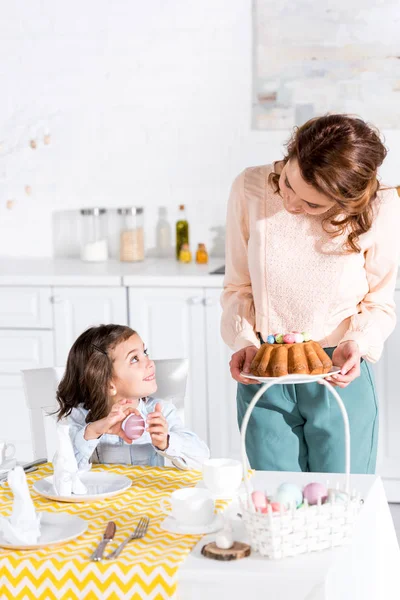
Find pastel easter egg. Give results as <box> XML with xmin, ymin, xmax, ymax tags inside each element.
<box><xmin>251</xmin><ymin>490</ymin><xmax>268</xmax><ymax>511</ymax></box>
<box><xmin>269</xmin><ymin>502</ymin><xmax>285</xmax><ymax>513</ymax></box>
<box><xmin>327</xmin><ymin>489</ymin><xmax>349</xmax><ymax>505</ymax></box>
<box><xmin>274</xmin><ymin>333</ymin><xmax>284</xmax><ymax>344</ymax></box>
<box><xmin>266</xmin><ymin>335</ymin><xmax>275</xmax><ymax>344</ymax></box>
<box><xmin>303</xmin><ymin>482</ymin><xmax>328</xmax><ymax>505</ymax></box>
<box><xmin>276</xmin><ymin>482</ymin><xmax>303</xmax><ymax>508</ymax></box>
<box><xmin>283</xmin><ymin>333</ymin><xmax>296</xmax><ymax>344</ymax></box>
<box><xmin>302</xmin><ymin>331</ymin><xmax>311</xmax><ymax>342</ymax></box>
<box><xmin>121</xmin><ymin>413</ymin><xmax>146</xmax><ymax>440</ymax></box>
<box><xmin>294</xmin><ymin>333</ymin><xmax>304</xmax><ymax>343</ymax></box>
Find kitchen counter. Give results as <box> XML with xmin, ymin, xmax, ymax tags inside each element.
<box><xmin>1</xmin><ymin>257</ymin><xmax>400</xmax><ymax>289</ymax></box>
<box><xmin>0</xmin><ymin>258</ymin><xmax>225</xmax><ymax>287</ymax></box>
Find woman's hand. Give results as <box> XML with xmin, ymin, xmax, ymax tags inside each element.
<box><xmin>146</xmin><ymin>402</ymin><xmax>169</xmax><ymax>450</ymax></box>
<box><xmin>325</xmin><ymin>341</ymin><xmax>361</xmax><ymax>388</ymax></box>
<box><xmin>229</xmin><ymin>345</ymin><xmax>260</xmax><ymax>384</ymax></box>
<box><xmin>85</xmin><ymin>399</ymin><xmax>140</xmax><ymax>444</ymax></box>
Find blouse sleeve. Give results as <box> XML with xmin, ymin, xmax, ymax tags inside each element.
<box><xmin>152</xmin><ymin>400</ymin><xmax>210</xmax><ymax>470</ymax></box>
<box><xmin>66</xmin><ymin>407</ymin><xmax>101</xmax><ymax>470</ymax></box>
<box><xmin>220</xmin><ymin>170</ymin><xmax>260</xmax><ymax>351</ymax></box>
<box><xmin>339</xmin><ymin>189</ymin><xmax>400</xmax><ymax>362</ymax></box>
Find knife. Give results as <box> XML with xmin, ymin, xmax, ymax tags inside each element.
<box><xmin>90</xmin><ymin>522</ymin><xmax>116</xmax><ymax>561</ymax></box>
<box><xmin>21</xmin><ymin>458</ymin><xmax>47</xmax><ymax>470</ymax></box>
<box><xmin>0</xmin><ymin>458</ymin><xmax>47</xmax><ymax>483</ymax></box>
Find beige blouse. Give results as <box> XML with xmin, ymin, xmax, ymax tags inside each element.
<box><xmin>221</xmin><ymin>165</ymin><xmax>400</xmax><ymax>362</ymax></box>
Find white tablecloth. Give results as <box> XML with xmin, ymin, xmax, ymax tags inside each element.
<box><xmin>178</xmin><ymin>471</ymin><xmax>400</xmax><ymax>600</ymax></box>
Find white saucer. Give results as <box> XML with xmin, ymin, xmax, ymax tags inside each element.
<box><xmin>33</xmin><ymin>472</ymin><xmax>131</xmax><ymax>503</ymax></box>
<box><xmin>241</xmin><ymin>366</ymin><xmax>341</xmax><ymax>385</ymax></box>
<box><xmin>0</xmin><ymin>512</ymin><xmax>87</xmax><ymax>550</ymax></box>
<box><xmin>195</xmin><ymin>480</ymin><xmax>247</xmax><ymax>501</ymax></box>
<box><xmin>0</xmin><ymin>459</ymin><xmax>17</xmax><ymax>474</ymax></box>
<box><xmin>160</xmin><ymin>514</ymin><xmax>224</xmax><ymax>535</ymax></box>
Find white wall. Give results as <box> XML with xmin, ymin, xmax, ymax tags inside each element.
<box><xmin>0</xmin><ymin>0</ymin><xmax>399</xmax><ymax>258</ymax></box>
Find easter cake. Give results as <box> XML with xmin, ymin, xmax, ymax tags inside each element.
<box><xmin>250</xmin><ymin>332</ymin><xmax>332</xmax><ymax>377</ymax></box>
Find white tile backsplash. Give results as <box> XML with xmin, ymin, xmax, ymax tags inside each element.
<box><xmin>1</xmin><ymin>0</ymin><xmax>400</xmax><ymax>258</ymax></box>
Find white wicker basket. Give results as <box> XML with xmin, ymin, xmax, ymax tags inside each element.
<box><xmin>240</xmin><ymin>377</ymin><xmax>362</xmax><ymax>559</ymax></box>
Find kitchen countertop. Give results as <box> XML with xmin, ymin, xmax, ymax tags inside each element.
<box><xmin>0</xmin><ymin>258</ymin><xmax>225</xmax><ymax>287</ymax></box>
<box><xmin>1</xmin><ymin>257</ymin><xmax>399</xmax><ymax>289</ymax></box>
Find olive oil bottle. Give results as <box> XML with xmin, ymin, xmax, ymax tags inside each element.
<box><xmin>176</xmin><ymin>204</ymin><xmax>189</xmax><ymax>260</ymax></box>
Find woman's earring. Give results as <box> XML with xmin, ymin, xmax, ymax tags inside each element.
<box><xmin>111</xmin><ymin>389</ymin><xmax>117</xmax><ymax>396</ymax></box>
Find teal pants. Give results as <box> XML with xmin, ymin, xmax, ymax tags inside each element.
<box><xmin>237</xmin><ymin>349</ymin><xmax>378</xmax><ymax>474</ymax></box>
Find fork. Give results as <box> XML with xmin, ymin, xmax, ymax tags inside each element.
<box><xmin>105</xmin><ymin>516</ymin><xmax>149</xmax><ymax>560</ymax></box>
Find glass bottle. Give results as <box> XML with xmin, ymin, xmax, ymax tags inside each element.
<box><xmin>179</xmin><ymin>243</ymin><xmax>192</xmax><ymax>263</ymax></box>
<box><xmin>80</xmin><ymin>208</ymin><xmax>108</xmax><ymax>262</ymax></box>
<box><xmin>118</xmin><ymin>207</ymin><xmax>144</xmax><ymax>262</ymax></box>
<box><xmin>156</xmin><ymin>207</ymin><xmax>172</xmax><ymax>257</ymax></box>
<box><xmin>196</xmin><ymin>243</ymin><xmax>208</xmax><ymax>264</ymax></box>
<box><xmin>176</xmin><ymin>204</ymin><xmax>189</xmax><ymax>260</ymax></box>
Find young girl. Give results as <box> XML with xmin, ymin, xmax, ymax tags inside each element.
<box><xmin>56</xmin><ymin>324</ymin><xmax>210</xmax><ymax>470</ymax></box>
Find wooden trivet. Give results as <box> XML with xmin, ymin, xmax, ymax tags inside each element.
<box><xmin>201</xmin><ymin>541</ymin><xmax>251</xmax><ymax>561</ymax></box>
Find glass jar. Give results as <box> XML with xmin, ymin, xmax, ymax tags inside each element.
<box><xmin>118</xmin><ymin>207</ymin><xmax>144</xmax><ymax>262</ymax></box>
<box><xmin>80</xmin><ymin>208</ymin><xmax>108</xmax><ymax>262</ymax></box>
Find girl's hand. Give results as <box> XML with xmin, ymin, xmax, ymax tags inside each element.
<box><xmin>147</xmin><ymin>402</ymin><xmax>169</xmax><ymax>450</ymax></box>
<box><xmin>229</xmin><ymin>346</ymin><xmax>260</xmax><ymax>384</ymax></box>
<box><xmin>325</xmin><ymin>341</ymin><xmax>361</xmax><ymax>388</ymax></box>
<box><xmin>85</xmin><ymin>399</ymin><xmax>140</xmax><ymax>444</ymax></box>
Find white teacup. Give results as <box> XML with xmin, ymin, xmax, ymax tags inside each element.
<box><xmin>0</xmin><ymin>441</ymin><xmax>16</xmax><ymax>466</ymax></box>
<box><xmin>160</xmin><ymin>487</ymin><xmax>215</xmax><ymax>526</ymax></box>
<box><xmin>202</xmin><ymin>458</ymin><xmax>243</xmax><ymax>496</ymax></box>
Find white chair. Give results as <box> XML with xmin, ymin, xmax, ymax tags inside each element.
<box><xmin>22</xmin><ymin>358</ymin><xmax>189</xmax><ymax>460</ymax></box>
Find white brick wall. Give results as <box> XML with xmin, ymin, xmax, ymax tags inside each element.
<box><xmin>0</xmin><ymin>0</ymin><xmax>399</xmax><ymax>258</ymax></box>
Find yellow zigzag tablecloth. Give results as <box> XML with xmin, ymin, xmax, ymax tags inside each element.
<box><xmin>0</xmin><ymin>463</ymin><xmax>228</xmax><ymax>600</ymax></box>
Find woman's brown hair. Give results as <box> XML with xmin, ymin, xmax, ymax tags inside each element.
<box><xmin>269</xmin><ymin>114</ymin><xmax>389</xmax><ymax>252</ymax></box>
<box><xmin>56</xmin><ymin>324</ymin><xmax>136</xmax><ymax>423</ymax></box>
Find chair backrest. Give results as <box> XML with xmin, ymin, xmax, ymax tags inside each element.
<box><xmin>21</xmin><ymin>358</ymin><xmax>189</xmax><ymax>460</ymax></box>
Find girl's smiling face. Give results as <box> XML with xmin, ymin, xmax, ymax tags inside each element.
<box><xmin>278</xmin><ymin>160</ymin><xmax>336</xmax><ymax>216</ymax></box>
<box><xmin>109</xmin><ymin>333</ymin><xmax>157</xmax><ymax>402</ymax></box>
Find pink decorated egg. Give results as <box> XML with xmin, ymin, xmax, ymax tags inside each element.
<box><xmin>303</xmin><ymin>482</ymin><xmax>328</xmax><ymax>505</ymax></box>
<box><xmin>283</xmin><ymin>333</ymin><xmax>296</xmax><ymax>344</ymax></box>
<box><xmin>251</xmin><ymin>490</ymin><xmax>268</xmax><ymax>511</ymax></box>
<box><xmin>121</xmin><ymin>413</ymin><xmax>146</xmax><ymax>440</ymax></box>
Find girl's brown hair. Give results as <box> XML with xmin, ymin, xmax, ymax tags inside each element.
<box><xmin>56</xmin><ymin>324</ymin><xmax>136</xmax><ymax>423</ymax></box>
<box><xmin>269</xmin><ymin>114</ymin><xmax>388</xmax><ymax>252</ymax></box>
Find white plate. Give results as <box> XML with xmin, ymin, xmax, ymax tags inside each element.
<box><xmin>33</xmin><ymin>472</ymin><xmax>132</xmax><ymax>503</ymax></box>
<box><xmin>0</xmin><ymin>458</ymin><xmax>17</xmax><ymax>474</ymax></box>
<box><xmin>241</xmin><ymin>366</ymin><xmax>341</xmax><ymax>385</ymax></box>
<box><xmin>160</xmin><ymin>513</ymin><xmax>224</xmax><ymax>535</ymax></box>
<box><xmin>195</xmin><ymin>480</ymin><xmax>248</xmax><ymax>501</ymax></box>
<box><xmin>0</xmin><ymin>511</ymin><xmax>87</xmax><ymax>550</ymax></box>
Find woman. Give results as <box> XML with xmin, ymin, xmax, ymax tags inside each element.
<box><xmin>221</xmin><ymin>114</ymin><xmax>400</xmax><ymax>473</ymax></box>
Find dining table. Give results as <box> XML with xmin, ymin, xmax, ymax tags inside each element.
<box><xmin>0</xmin><ymin>464</ymin><xmax>399</xmax><ymax>600</ymax></box>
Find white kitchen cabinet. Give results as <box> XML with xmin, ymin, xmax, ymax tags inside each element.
<box><xmin>0</xmin><ymin>329</ymin><xmax>54</xmax><ymax>460</ymax></box>
<box><xmin>375</xmin><ymin>290</ymin><xmax>400</xmax><ymax>501</ymax></box>
<box><xmin>204</xmin><ymin>288</ymin><xmax>241</xmax><ymax>460</ymax></box>
<box><xmin>128</xmin><ymin>287</ymin><xmax>208</xmax><ymax>442</ymax></box>
<box><xmin>0</xmin><ymin>287</ymin><xmax>52</xmax><ymax>329</ymax></box>
<box><xmin>52</xmin><ymin>287</ymin><xmax>128</xmax><ymax>365</ymax></box>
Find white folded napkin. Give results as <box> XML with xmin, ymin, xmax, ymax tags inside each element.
<box><xmin>52</xmin><ymin>423</ymin><xmax>87</xmax><ymax>496</ymax></box>
<box><xmin>0</xmin><ymin>466</ymin><xmax>41</xmax><ymax>545</ymax></box>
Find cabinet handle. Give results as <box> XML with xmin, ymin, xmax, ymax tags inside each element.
<box><xmin>204</xmin><ymin>298</ymin><xmax>216</xmax><ymax>306</ymax></box>
<box><xmin>190</xmin><ymin>296</ymin><xmax>203</xmax><ymax>305</ymax></box>
<box><xmin>51</xmin><ymin>295</ymin><xmax>63</xmax><ymax>304</ymax></box>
